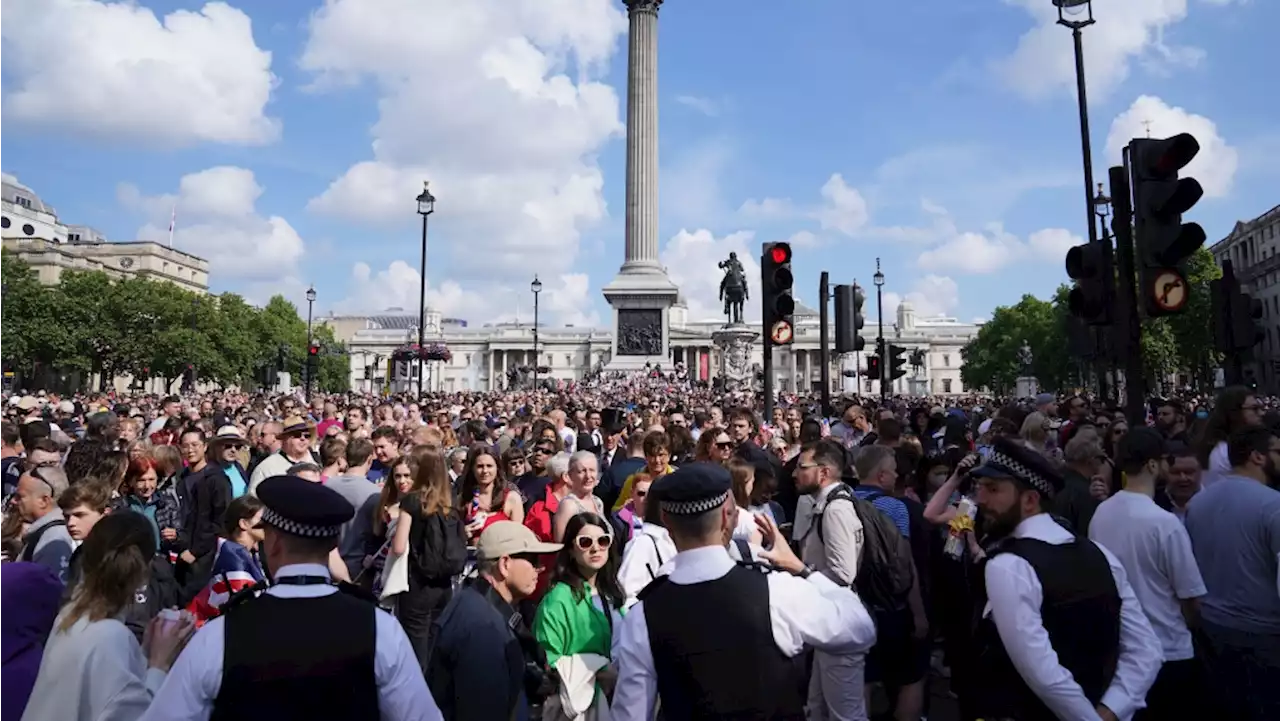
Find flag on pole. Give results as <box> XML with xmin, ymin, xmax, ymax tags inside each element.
<box><xmin>168</xmin><ymin>206</ymin><xmax>176</xmax><ymax>247</ymax></box>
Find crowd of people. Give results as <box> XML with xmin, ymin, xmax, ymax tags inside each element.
<box><xmin>0</xmin><ymin>375</ymin><xmax>1276</xmax><ymax>720</ymax></box>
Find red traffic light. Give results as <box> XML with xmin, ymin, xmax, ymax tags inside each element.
<box><xmin>769</xmin><ymin>243</ymin><xmax>791</xmax><ymax>265</ymax></box>
<box><xmin>308</xmin><ymin>345</ymin><xmax>319</xmax><ymax>356</ymax></box>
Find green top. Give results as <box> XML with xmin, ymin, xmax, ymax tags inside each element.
<box><xmin>534</xmin><ymin>581</ymin><xmax>623</xmax><ymax>668</ymax></box>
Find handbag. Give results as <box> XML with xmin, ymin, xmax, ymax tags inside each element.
<box><xmin>378</xmin><ymin>545</ymin><xmax>410</xmax><ymax>600</ymax></box>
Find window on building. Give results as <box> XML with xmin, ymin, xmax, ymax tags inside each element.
<box><xmin>943</xmin><ymin>378</ymin><xmax>952</xmax><ymax>393</ymax></box>
<box><xmin>943</xmin><ymin>354</ymin><xmax>951</xmax><ymax>367</ymax></box>
<box><xmin>0</xmin><ymin>216</ymin><xmax>9</xmax><ymax>229</ymax></box>
<box><xmin>21</xmin><ymin>224</ymin><xmax>34</xmax><ymax>236</ymax></box>
<box><xmin>864</xmin><ymin>379</ymin><xmax>873</xmax><ymax>393</ymax></box>
<box><xmin>15</xmin><ymin>196</ymin><xmax>31</xmax><ymax>209</ymax></box>
<box><xmin>565</xmin><ymin>354</ymin><xmax>572</xmax><ymax>366</ymax></box>
<box><xmin>68</xmin><ymin>233</ymin><xmax>80</xmax><ymax>242</ymax></box>
<box><xmin>465</xmin><ymin>353</ymin><xmax>471</xmax><ymax>364</ymax></box>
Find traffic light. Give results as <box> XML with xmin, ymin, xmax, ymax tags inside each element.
<box><xmin>762</xmin><ymin>242</ymin><xmax>795</xmax><ymax>346</ymax></box>
<box><xmin>833</xmin><ymin>284</ymin><xmax>866</xmax><ymax>353</ymax></box>
<box><xmin>1130</xmin><ymin>133</ymin><xmax>1206</xmax><ymax>317</ymax></box>
<box><xmin>866</xmin><ymin>355</ymin><xmax>881</xmax><ymax>381</ymax></box>
<box><xmin>1211</xmin><ymin>259</ymin><xmax>1264</xmax><ymax>386</ymax></box>
<box><xmin>1065</xmin><ymin>241</ymin><xmax>1113</xmax><ymax>325</ymax></box>
<box><xmin>889</xmin><ymin>344</ymin><xmax>908</xmax><ymax>381</ymax></box>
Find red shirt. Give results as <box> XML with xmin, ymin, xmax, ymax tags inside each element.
<box><xmin>524</xmin><ymin>483</ymin><xmax>566</xmax><ymax>601</ymax></box>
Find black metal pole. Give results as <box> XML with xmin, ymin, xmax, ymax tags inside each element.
<box><xmin>1110</xmin><ymin>164</ymin><xmax>1146</xmax><ymax>426</ymax></box>
<box><xmin>305</xmin><ymin>298</ymin><xmax>314</xmax><ymax>401</ymax></box>
<box><xmin>876</xmin><ymin>283</ymin><xmax>886</xmax><ymax>402</ymax></box>
<box><xmin>1071</xmin><ymin>27</ymin><xmax>1098</xmax><ymax>248</ymax></box>
<box><xmin>763</xmin><ymin>249</ymin><xmax>775</xmax><ymax>420</ymax></box>
<box><xmin>819</xmin><ymin>271</ymin><xmax>831</xmax><ymax>415</ymax></box>
<box><xmin>189</xmin><ymin>297</ymin><xmax>197</xmax><ymax>393</ymax></box>
<box><xmin>417</xmin><ymin>213</ymin><xmax>428</xmax><ymax>399</ymax></box>
<box><xmin>533</xmin><ymin>289</ymin><xmax>540</xmax><ymax>389</ymax></box>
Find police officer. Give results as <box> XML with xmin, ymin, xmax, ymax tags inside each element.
<box><xmin>140</xmin><ymin>475</ymin><xmax>442</xmax><ymax>721</ymax></box>
<box><xmin>611</xmin><ymin>462</ymin><xmax>876</xmax><ymax>720</ymax></box>
<box><xmin>970</xmin><ymin>438</ymin><xmax>1162</xmax><ymax>721</ymax></box>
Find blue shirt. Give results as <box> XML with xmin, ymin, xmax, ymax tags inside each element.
<box><xmin>367</xmin><ymin>460</ymin><xmax>388</xmax><ymax>484</ymax></box>
<box><xmin>1185</xmin><ymin>474</ymin><xmax>1280</xmax><ymax>635</ymax></box>
<box><xmin>853</xmin><ymin>486</ymin><xmax>910</xmax><ymax>538</ymax></box>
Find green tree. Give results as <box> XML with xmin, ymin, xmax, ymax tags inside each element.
<box><xmin>1165</xmin><ymin>247</ymin><xmax>1221</xmax><ymax>387</ymax></box>
<box><xmin>312</xmin><ymin>323</ymin><xmax>351</xmax><ymax>393</ymax></box>
<box><xmin>0</xmin><ymin>253</ymin><xmax>71</xmax><ymax>372</ymax></box>
<box><xmin>58</xmin><ymin>270</ymin><xmax>126</xmax><ymax>386</ymax></box>
<box><xmin>961</xmin><ymin>294</ymin><xmax>1073</xmax><ymax>394</ymax></box>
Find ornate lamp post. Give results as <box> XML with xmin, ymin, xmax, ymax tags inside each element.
<box><xmin>873</xmin><ymin>258</ymin><xmax>886</xmax><ymax>401</ymax></box>
<box><xmin>415</xmin><ymin>182</ymin><xmax>436</xmax><ymax>398</ymax></box>
<box><xmin>1055</xmin><ymin>0</ymin><xmax>1099</xmax><ymax>247</ymax></box>
<box><xmin>531</xmin><ymin>275</ymin><xmax>543</xmax><ymax>389</ymax></box>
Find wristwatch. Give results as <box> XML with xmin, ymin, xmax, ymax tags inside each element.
<box><xmin>795</xmin><ymin>564</ymin><xmax>814</xmax><ymax>579</ymax></box>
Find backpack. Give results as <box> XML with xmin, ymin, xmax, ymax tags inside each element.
<box><xmin>20</xmin><ymin>519</ymin><xmax>68</xmax><ymax>563</ymax></box>
<box><xmin>410</xmin><ymin>509</ymin><xmax>468</xmax><ymax>582</ymax></box>
<box><xmin>815</xmin><ymin>484</ymin><xmax>915</xmax><ymax>612</ymax></box>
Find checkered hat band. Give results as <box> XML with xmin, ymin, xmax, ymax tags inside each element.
<box><xmin>660</xmin><ymin>490</ymin><xmax>730</xmax><ymax>516</ymax></box>
<box><xmin>984</xmin><ymin>450</ymin><xmax>1055</xmax><ymax>499</ymax></box>
<box><xmin>261</xmin><ymin>507</ymin><xmax>341</xmax><ymax>538</ymax></box>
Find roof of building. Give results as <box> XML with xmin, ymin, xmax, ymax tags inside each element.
<box><xmin>1</xmin><ymin>173</ymin><xmax>56</xmax><ymax>215</ymax></box>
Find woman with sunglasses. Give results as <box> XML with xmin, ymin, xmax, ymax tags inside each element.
<box><xmin>534</xmin><ymin>512</ymin><xmax>626</xmax><ymax>719</ymax></box>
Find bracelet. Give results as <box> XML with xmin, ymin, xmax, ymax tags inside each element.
<box><xmin>795</xmin><ymin>565</ymin><xmax>814</xmax><ymax>579</ymax></box>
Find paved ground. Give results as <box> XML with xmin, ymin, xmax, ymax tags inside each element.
<box><xmin>867</xmin><ymin>673</ymin><xmax>961</xmax><ymax>721</ymax></box>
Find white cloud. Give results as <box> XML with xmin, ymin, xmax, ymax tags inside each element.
<box><xmin>334</xmin><ymin>261</ymin><xmax>600</xmax><ymax>328</ymax></box>
<box><xmin>1</xmin><ymin>0</ymin><xmax>278</xmax><ymax>146</ymax></box>
<box><xmin>737</xmin><ymin>173</ymin><xmax>868</xmax><ymax>238</ymax></box>
<box><xmin>916</xmin><ymin>222</ymin><xmax>1083</xmax><ymax>274</ymax></box>
<box><xmin>1105</xmin><ymin>95</ymin><xmax>1239</xmax><ymax>198</ymax></box>
<box><xmin>882</xmin><ymin>275</ymin><xmax>962</xmax><ymax>320</ymax></box>
<box><xmin>816</xmin><ymin>174</ymin><xmax>870</xmax><ymax>236</ymax></box>
<box><xmin>675</xmin><ymin>95</ymin><xmax>719</xmax><ymax>117</ymax></box>
<box><xmin>300</xmin><ymin>0</ymin><xmax>626</xmax><ymax>280</ymax></box>
<box><xmin>995</xmin><ymin>0</ymin><xmax>1200</xmax><ymax>100</ymax></box>
<box><xmin>785</xmin><ymin>231</ymin><xmax>820</xmax><ymax>248</ymax></box>
<box><xmin>120</xmin><ymin>167</ymin><xmax>304</xmax><ymax>281</ymax></box>
<box><xmin>660</xmin><ymin>229</ymin><xmax>761</xmax><ymax>323</ymax></box>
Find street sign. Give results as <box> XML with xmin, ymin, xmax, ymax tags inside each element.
<box><xmin>1151</xmin><ymin>270</ymin><xmax>1187</xmax><ymax>313</ymax></box>
<box><xmin>770</xmin><ymin>320</ymin><xmax>793</xmax><ymax>344</ymax></box>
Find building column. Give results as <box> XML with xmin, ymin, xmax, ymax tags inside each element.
<box><xmin>789</xmin><ymin>350</ymin><xmax>799</xmax><ymax>393</ymax></box>
<box><xmin>620</xmin><ymin>0</ymin><xmax>663</xmax><ymax>271</ymax></box>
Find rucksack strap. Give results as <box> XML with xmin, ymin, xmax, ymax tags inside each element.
<box><xmin>20</xmin><ymin>519</ymin><xmax>67</xmax><ymax>562</ymax></box>
<box><xmin>811</xmin><ymin>483</ymin><xmax>854</xmax><ymax>545</ymax></box>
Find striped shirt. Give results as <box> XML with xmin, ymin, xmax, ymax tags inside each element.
<box><xmin>852</xmin><ymin>486</ymin><xmax>910</xmax><ymax>538</ymax></box>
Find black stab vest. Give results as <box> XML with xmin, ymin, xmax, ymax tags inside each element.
<box><xmin>210</xmin><ymin>590</ymin><xmax>379</xmax><ymax>721</ymax></box>
<box><xmin>642</xmin><ymin>564</ymin><xmax>806</xmax><ymax>721</ymax></box>
<box><xmin>974</xmin><ymin>536</ymin><xmax>1121</xmax><ymax>721</ymax></box>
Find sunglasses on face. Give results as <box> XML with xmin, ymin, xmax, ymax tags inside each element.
<box><xmin>575</xmin><ymin>534</ymin><xmax>613</xmax><ymax>551</ymax></box>
<box><xmin>715</xmin><ymin>441</ymin><xmax>733</xmax><ymax>449</ymax></box>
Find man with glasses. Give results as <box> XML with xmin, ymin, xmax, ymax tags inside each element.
<box><xmin>516</xmin><ymin>441</ymin><xmax>558</xmax><ymax>510</ymax></box>
<box><xmin>427</xmin><ymin>522</ymin><xmax>561</xmax><ymax>720</ymax></box>
<box><xmin>15</xmin><ymin>464</ymin><xmax>74</xmax><ymax>580</ymax></box>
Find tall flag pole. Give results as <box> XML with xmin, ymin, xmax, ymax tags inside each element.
<box><xmin>168</xmin><ymin>205</ymin><xmax>177</xmax><ymax>248</ymax></box>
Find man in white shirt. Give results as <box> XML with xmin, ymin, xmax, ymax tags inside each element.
<box><xmin>971</xmin><ymin>437</ymin><xmax>1162</xmax><ymax>721</ymax></box>
<box><xmin>1090</xmin><ymin>427</ymin><xmax>1207</xmax><ymax>719</ymax></box>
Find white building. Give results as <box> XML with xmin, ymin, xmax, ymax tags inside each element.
<box><xmin>1210</xmin><ymin>203</ymin><xmax>1280</xmax><ymax>390</ymax></box>
<box><xmin>1</xmin><ymin>173</ymin><xmax>209</xmax><ymax>293</ymax></box>
<box><xmin>331</xmin><ymin>295</ymin><xmax>981</xmax><ymax>396</ymax></box>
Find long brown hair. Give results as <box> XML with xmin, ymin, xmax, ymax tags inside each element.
<box><xmin>457</xmin><ymin>444</ymin><xmax>508</xmax><ymax>514</ymax></box>
<box><xmin>409</xmin><ymin>445</ymin><xmax>455</xmax><ymax>517</ymax></box>
<box><xmin>59</xmin><ymin>512</ymin><xmax>155</xmax><ymax>631</ymax></box>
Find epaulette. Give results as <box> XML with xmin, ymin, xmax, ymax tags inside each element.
<box><xmin>636</xmin><ymin>574</ymin><xmax>670</xmax><ymax>602</ymax></box>
<box><xmin>219</xmin><ymin>582</ymin><xmax>266</xmax><ymax>614</ymax></box>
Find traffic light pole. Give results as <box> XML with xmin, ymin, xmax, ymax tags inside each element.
<box><xmin>819</xmin><ymin>272</ymin><xmax>831</xmax><ymax>416</ymax></box>
<box><xmin>1109</xmin><ymin>164</ymin><xmax>1147</xmax><ymax>426</ymax></box>
<box><xmin>763</xmin><ymin>294</ymin><xmax>775</xmax><ymax>422</ymax></box>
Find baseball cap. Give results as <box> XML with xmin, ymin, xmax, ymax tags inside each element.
<box><xmin>476</xmin><ymin>521</ymin><xmax>562</xmax><ymax>560</ymax></box>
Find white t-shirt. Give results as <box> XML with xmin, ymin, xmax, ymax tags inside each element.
<box><xmin>1089</xmin><ymin>490</ymin><xmax>1207</xmax><ymax>661</ymax></box>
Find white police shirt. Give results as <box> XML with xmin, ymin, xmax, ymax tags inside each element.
<box><xmin>138</xmin><ymin>563</ymin><xmax>442</xmax><ymax>721</ymax></box>
<box><xmin>983</xmin><ymin>513</ymin><xmax>1164</xmax><ymax>721</ymax></box>
<box><xmin>610</xmin><ymin>545</ymin><xmax>877</xmax><ymax>721</ymax></box>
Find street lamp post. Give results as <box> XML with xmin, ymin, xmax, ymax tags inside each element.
<box><xmin>305</xmin><ymin>285</ymin><xmax>316</xmax><ymax>400</ymax></box>
<box><xmin>531</xmin><ymin>275</ymin><xmax>543</xmax><ymax>390</ymax></box>
<box><xmin>874</xmin><ymin>258</ymin><xmax>886</xmax><ymax>402</ymax></box>
<box><xmin>1056</xmin><ymin>0</ymin><xmax>1099</xmax><ymax>248</ymax></box>
<box><xmin>1093</xmin><ymin>182</ymin><xmax>1113</xmax><ymax>402</ymax></box>
<box><xmin>415</xmin><ymin>182</ymin><xmax>436</xmax><ymax>399</ymax></box>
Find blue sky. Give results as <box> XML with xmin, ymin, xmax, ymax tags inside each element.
<box><xmin>3</xmin><ymin>0</ymin><xmax>1276</xmax><ymax>329</ymax></box>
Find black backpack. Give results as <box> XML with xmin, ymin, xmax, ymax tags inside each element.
<box><xmin>815</xmin><ymin>484</ymin><xmax>915</xmax><ymax>612</ymax></box>
<box><xmin>410</xmin><ymin>508</ymin><xmax>468</xmax><ymax>582</ymax></box>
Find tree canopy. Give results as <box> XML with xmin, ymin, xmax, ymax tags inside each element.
<box><xmin>1</xmin><ymin>251</ymin><xmax>349</xmax><ymax>392</ymax></box>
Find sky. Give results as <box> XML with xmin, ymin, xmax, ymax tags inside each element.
<box><xmin>2</xmin><ymin>0</ymin><xmax>1276</xmax><ymax>330</ymax></box>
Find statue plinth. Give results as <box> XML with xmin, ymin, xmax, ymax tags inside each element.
<box><xmin>712</xmin><ymin>323</ymin><xmax>758</xmax><ymax>393</ymax></box>
<box><xmin>1016</xmin><ymin>376</ymin><xmax>1039</xmax><ymax>398</ymax></box>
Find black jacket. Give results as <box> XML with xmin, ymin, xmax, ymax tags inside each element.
<box><xmin>178</xmin><ymin>464</ymin><xmax>233</xmax><ymax>561</ymax></box>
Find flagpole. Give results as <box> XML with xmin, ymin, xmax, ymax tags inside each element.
<box><xmin>168</xmin><ymin>206</ymin><xmax>176</xmax><ymax>248</ymax></box>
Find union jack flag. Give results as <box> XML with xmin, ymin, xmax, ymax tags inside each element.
<box><xmin>186</xmin><ymin>538</ymin><xmax>265</xmax><ymax>624</ymax></box>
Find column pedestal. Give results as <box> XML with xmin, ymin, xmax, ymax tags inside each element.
<box><xmin>1016</xmin><ymin>375</ymin><xmax>1040</xmax><ymax>398</ymax></box>
<box><xmin>712</xmin><ymin>323</ymin><xmax>759</xmax><ymax>394</ymax></box>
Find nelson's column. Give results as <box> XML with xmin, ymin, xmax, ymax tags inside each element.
<box><xmin>602</xmin><ymin>0</ymin><xmax>680</xmax><ymax>371</ymax></box>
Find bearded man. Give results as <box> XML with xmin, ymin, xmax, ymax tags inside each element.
<box><xmin>968</xmin><ymin>438</ymin><xmax>1161</xmax><ymax>721</ymax></box>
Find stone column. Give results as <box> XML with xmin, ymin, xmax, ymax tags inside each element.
<box><xmin>789</xmin><ymin>350</ymin><xmax>798</xmax><ymax>393</ymax></box>
<box><xmin>621</xmin><ymin>0</ymin><xmax>662</xmax><ymax>272</ymax></box>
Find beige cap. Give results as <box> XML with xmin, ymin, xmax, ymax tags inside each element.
<box><xmin>476</xmin><ymin>521</ymin><xmax>562</xmax><ymax>560</ymax></box>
